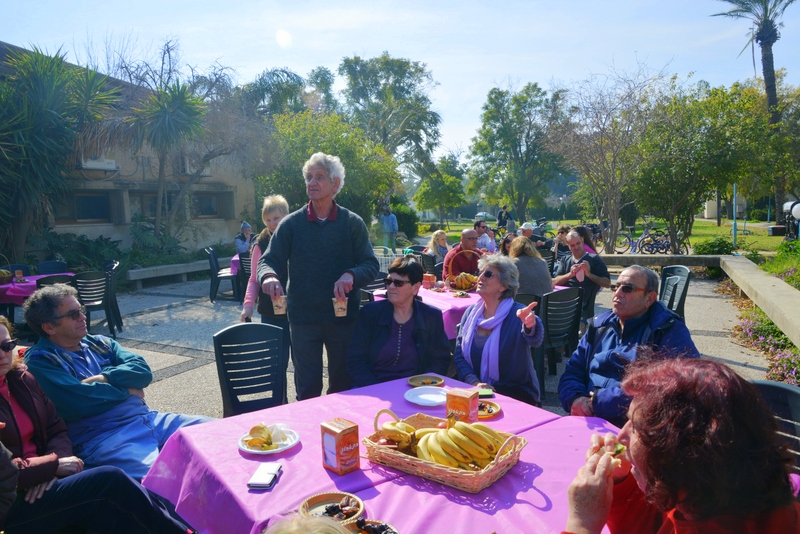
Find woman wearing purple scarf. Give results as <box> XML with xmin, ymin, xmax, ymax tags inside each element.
<box><xmin>453</xmin><ymin>255</ymin><xmax>544</xmax><ymax>406</ymax></box>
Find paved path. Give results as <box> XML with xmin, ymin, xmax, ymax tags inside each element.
<box><xmin>58</xmin><ymin>272</ymin><xmax>766</xmax><ymax>420</ymax></box>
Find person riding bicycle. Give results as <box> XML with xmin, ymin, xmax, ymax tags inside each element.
<box><xmin>496</xmin><ymin>205</ymin><xmax>510</xmax><ymax>230</ymax></box>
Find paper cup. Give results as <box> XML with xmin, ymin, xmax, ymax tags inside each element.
<box><xmin>272</xmin><ymin>295</ymin><xmax>287</xmax><ymax>315</ymax></box>
<box><xmin>576</xmin><ymin>269</ymin><xmax>585</xmax><ymax>282</ymax></box>
<box><xmin>332</xmin><ymin>298</ymin><xmax>348</xmax><ymax>317</ymax></box>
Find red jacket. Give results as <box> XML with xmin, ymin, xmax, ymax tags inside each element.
<box><xmin>442</xmin><ymin>244</ymin><xmax>482</xmax><ymax>280</ymax></box>
<box><xmin>0</xmin><ymin>364</ymin><xmax>72</xmax><ymax>491</ymax></box>
<box><xmin>604</xmin><ymin>474</ymin><xmax>800</xmax><ymax>533</ymax></box>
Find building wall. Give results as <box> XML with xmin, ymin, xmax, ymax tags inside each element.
<box><xmin>50</xmin><ymin>146</ymin><xmax>256</xmax><ymax>252</ymax></box>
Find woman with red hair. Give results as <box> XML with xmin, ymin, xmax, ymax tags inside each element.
<box><xmin>565</xmin><ymin>357</ymin><xmax>799</xmax><ymax>533</ymax></box>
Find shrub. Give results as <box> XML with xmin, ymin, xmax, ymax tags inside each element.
<box><xmin>762</xmin><ymin>239</ymin><xmax>800</xmax><ymax>291</ymax></box>
<box><xmin>735</xmin><ymin>304</ymin><xmax>800</xmax><ymax>386</ymax></box>
<box><xmin>391</xmin><ymin>203</ymin><xmax>419</xmax><ymax>239</ymax></box>
<box><xmin>693</xmin><ymin>237</ymin><xmax>735</xmax><ymax>255</ymax></box>
<box><xmin>748</xmin><ymin>208</ymin><xmax>769</xmax><ymax>222</ymax></box>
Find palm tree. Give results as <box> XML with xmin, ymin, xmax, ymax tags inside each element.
<box><xmin>128</xmin><ymin>82</ymin><xmax>205</xmax><ymax>239</ymax></box>
<box><xmin>714</xmin><ymin>0</ymin><xmax>797</xmax><ymax>221</ymax></box>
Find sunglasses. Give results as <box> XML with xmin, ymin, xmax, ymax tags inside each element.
<box><xmin>52</xmin><ymin>305</ymin><xmax>87</xmax><ymax>321</ymax></box>
<box><xmin>480</xmin><ymin>270</ymin><xmax>495</xmax><ymax>279</ymax></box>
<box><xmin>384</xmin><ymin>278</ymin><xmax>412</xmax><ymax>288</ymax></box>
<box><xmin>0</xmin><ymin>339</ymin><xmax>17</xmax><ymax>353</ymax></box>
<box><xmin>479</xmin><ymin>225</ymin><xmax>487</xmax><ymax>229</ymax></box>
<box><xmin>615</xmin><ymin>284</ymin><xmax>647</xmax><ymax>294</ymax></box>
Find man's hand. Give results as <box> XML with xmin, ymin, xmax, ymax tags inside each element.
<box><xmin>25</xmin><ymin>477</ymin><xmax>56</xmax><ymax>503</ymax></box>
<box><xmin>580</xmin><ymin>260</ymin><xmax>592</xmax><ymax>277</ymax></box>
<box><xmin>565</xmin><ymin>450</ymin><xmax>615</xmax><ymax>534</ymax></box>
<box><xmin>333</xmin><ymin>272</ymin><xmax>354</xmax><ymax>301</ymax></box>
<box><xmin>571</xmin><ymin>396</ymin><xmax>594</xmax><ymax>416</ymax></box>
<box><xmin>516</xmin><ymin>301</ymin><xmax>538</xmax><ymax>333</ymax></box>
<box><xmin>81</xmin><ymin>374</ymin><xmax>108</xmax><ymax>384</ymax></box>
<box><xmin>56</xmin><ymin>456</ymin><xmax>84</xmax><ymax>477</ymax></box>
<box><xmin>261</xmin><ymin>277</ymin><xmax>285</xmax><ymax>300</ymax></box>
<box><xmin>127</xmin><ymin>388</ymin><xmax>145</xmax><ymax>399</ymax></box>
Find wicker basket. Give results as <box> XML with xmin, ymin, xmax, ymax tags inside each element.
<box><xmin>444</xmin><ymin>248</ymin><xmax>480</xmax><ymax>291</ymax></box>
<box><xmin>362</xmin><ymin>409</ymin><xmax>527</xmax><ymax>494</ymax></box>
<box><xmin>0</xmin><ymin>254</ymin><xmax>13</xmax><ymax>285</ymax></box>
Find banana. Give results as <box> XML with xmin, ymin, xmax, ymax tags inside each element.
<box><xmin>469</xmin><ymin>427</ymin><xmax>499</xmax><ymax>455</ymax></box>
<box><xmin>447</xmin><ymin>427</ymin><xmax>490</xmax><ymax>460</ymax></box>
<box><xmin>471</xmin><ymin>454</ymin><xmax>492</xmax><ymax>469</ymax></box>
<box><xmin>413</xmin><ymin>427</ymin><xmax>439</xmax><ymax>439</ymax></box>
<box><xmin>454</xmin><ymin>422</ymin><xmax>494</xmax><ymax>456</ymax></box>
<box><xmin>395</xmin><ymin>421</ymin><xmax>417</xmax><ymax>433</ymax></box>
<box><xmin>471</xmin><ymin>422</ymin><xmax>504</xmax><ymax>443</ymax></box>
<box><xmin>382</xmin><ymin>421</ymin><xmax>412</xmax><ymax>444</ymax></box>
<box><xmin>426</xmin><ymin>432</ymin><xmax>459</xmax><ymax>468</ymax></box>
<box><xmin>437</xmin><ymin>429</ymin><xmax>472</xmax><ymax>464</ymax></box>
<box><xmin>416</xmin><ymin>433</ymin><xmax>433</xmax><ymax>462</ymax></box>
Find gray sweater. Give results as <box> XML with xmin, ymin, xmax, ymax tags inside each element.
<box><xmin>513</xmin><ymin>255</ymin><xmax>553</xmax><ymax>297</ymax></box>
<box><xmin>257</xmin><ymin>202</ymin><xmax>379</xmax><ymax>324</ymax></box>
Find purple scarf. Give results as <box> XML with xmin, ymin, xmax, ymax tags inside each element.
<box><xmin>460</xmin><ymin>298</ymin><xmax>514</xmax><ymax>384</ymax></box>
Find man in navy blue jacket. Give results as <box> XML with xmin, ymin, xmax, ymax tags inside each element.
<box><xmin>557</xmin><ymin>265</ymin><xmax>699</xmax><ymax>427</ymax></box>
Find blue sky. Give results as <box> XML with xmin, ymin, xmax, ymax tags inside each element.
<box><xmin>3</xmin><ymin>1</ymin><xmax>799</xmax><ymax>156</ymax></box>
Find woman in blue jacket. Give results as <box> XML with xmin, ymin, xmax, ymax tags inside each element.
<box><xmin>453</xmin><ymin>255</ymin><xmax>543</xmax><ymax>406</ymax></box>
<box><xmin>347</xmin><ymin>257</ymin><xmax>451</xmax><ymax>387</ymax></box>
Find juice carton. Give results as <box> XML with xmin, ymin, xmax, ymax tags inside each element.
<box><xmin>321</xmin><ymin>418</ymin><xmax>360</xmax><ymax>475</ymax></box>
<box><xmin>446</xmin><ymin>388</ymin><xmax>479</xmax><ymax>423</ymax></box>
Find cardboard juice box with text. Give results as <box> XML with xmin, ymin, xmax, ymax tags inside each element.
<box><xmin>321</xmin><ymin>418</ymin><xmax>360</xmax><ymax>475</ymax></box>
<box><xmin>446</xmin><ymin>388</ymin><xmax>479</xmax><ymax>423</ymax></box>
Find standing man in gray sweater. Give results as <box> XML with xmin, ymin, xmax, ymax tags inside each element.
<box><xmin>258</xmin><ymin>152</ymin><xmax>379</xmax><ymax>400</ymax></box>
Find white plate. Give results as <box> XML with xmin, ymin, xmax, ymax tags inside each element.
<box><xmin>239</xmin><ymin>429</ymin><xmax>300</xmax><ymax>455</ymax></box>
<box><xmin>404</xmin><ymin>386</ymin><xmax>447</xmax><ymax>406</ymax></box>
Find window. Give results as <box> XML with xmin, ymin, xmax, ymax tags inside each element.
<box><xmin>194</xmin><ymin>194</ymin><xmax>221</xmax><ymax>218</ymax></box>
<box><xmin>132</xmin><ymin>193</ymin><xmax>175</xmax><ymax>218</ymax></box>
<box><xmin>54</xmin><ymin>193</ymin><xmax>111</xmax><ymax>223</ymax></box>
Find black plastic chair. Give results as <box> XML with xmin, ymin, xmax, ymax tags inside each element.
<box><xmin>237</xmin><ymin>252</ymin><xmax>251</xmax><ymax>304</ymax></box>
<box><xmin>103</xmin><ymin>261</ymin><xmax>124</xmax><ymax>332</ymax></box>
<box><xmin>420</xmin><ymin>253</ymin><xmax>437</xmax><ymax>275</ymax></box>
<box><xmin>36</xmin><ymin>274</ymin><xmax>74</xmax><ymax>289</ymax></box>
<box><xmin>752</xmin><ymin>380</ymin><xmax>800</xmax><ymax>474</ymax></box>
<box><xmin>360</xmin><ymin>272</ymin><xmax>388</xmax><ymax>307</ymax></box>
<box><xmin>72</xmin><ymin>271</ymin><xmax>118</xmax><ymax>338</ymax></box>
<box><xmin>205</xmin><ymin>247</ymin><xmax>240</xmax><ymax>303</ymax></box>
<box><xmin>539</xmin><ymin>251</ymin><xmax>555</xmax><ymax>278</ymax></box>
<box><xmin>213</xmin><ymin>323</ymin><xmax>287</xmax><ymax>417</ymax></box>
<box><xmin>37</xmin><ymin>260</ymin><xmax>67</xmax><ymax>275</ymax></box>
<box><xmin>533</xmin><ymin>287</ymin><xmax>583</xmax><ymax>395</ymax></box>
<box><xmin>660</xmin><ymin>265</ymin><xmax>692</xmax><ymax>319</ymax></box>
<box><xmin>434</xmin><ymin>262</ymin><xmax>444</xmax><ymax>281</ymax></box>
<box><xmin>515</xmin><ymin>293</ymin><xmax>540</xmax><ymax>308</ymax></box>
<box><xmin>659</xmin><ymin>275</ymin><xmax>681</xmax><ymax>312</ymax></box>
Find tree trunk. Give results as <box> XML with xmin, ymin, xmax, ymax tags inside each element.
<box><xmin>9</xmin><ymin>213</ymin><xmax>34</xmax><ymax>265</ymax></box>
<box><xmin>760</xmin><ymin>42</ymin><xmax>786</xmax><ymax>224</ymax></box>
<box><xmin>154</xmin><ymin>153</ymin><xmax>166</xmax><ymax>239</ymax></box>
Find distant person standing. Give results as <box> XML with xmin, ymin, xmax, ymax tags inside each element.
<box><xmin>496</xmin><ymin>205</ymin><xmax>510</xmax><ymax>230</ymax></box>
<box><xmin>234</xmin><ymin>221</ymin><xmax>255</xmax><ymax>254</ymax></box>
<box><xmin>258</xmin><ymin>153</ymin><xmax>379</xmax><ymax>400</ymax></box>
<box><xmin>379</xmin><ymin>206</ymin><xmax>399</xmax><ymax>253</ymax></box>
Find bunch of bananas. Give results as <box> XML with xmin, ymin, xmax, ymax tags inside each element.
<box><xmin>416</xmin><ymin>421</ymin><xmax>506</xmax><ymax>470</ymax></box>
<box><xmin>244</xmin><ymin>422</ymin><xmax>278</xmax><ymax>451</ymax></box>
<box><xmin>0</xmin><ymin>269</ymin><xmax>10</xmax><ymax>278</ymax></box>
<box><xmin>380</xmin><ymin>420</ymin><xmax>417</xmax><ymax>450</ymax></box>
<box><xmin>453</xmin><ymin>273</ymin><xmax>478</xmax><ymax>290</ymax></box>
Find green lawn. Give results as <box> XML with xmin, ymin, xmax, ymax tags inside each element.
<box><xmin>423</xmin><ymin>217</ymin><xmax>785</xmax><ymax>252</ymax></box>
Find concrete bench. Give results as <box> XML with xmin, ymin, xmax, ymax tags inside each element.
<box><xmin>125</xmin><ymin>257</ymin><xmax>232</xmax><ymax>290</ymax></box>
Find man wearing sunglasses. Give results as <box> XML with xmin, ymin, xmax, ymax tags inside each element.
<box><xmin>22</xmin><ymin>284</ymin><xmax>211</xmax><ymax>480</ymax></box>
<box><xmin>474</xmin><ymin>220</ymin><xmax>496</xmax><ymax>253</ymax></box>
<box><xmin>557</xmin><ymin>265</ymin><xmax>699</xmax><ymax>428</ymax></box>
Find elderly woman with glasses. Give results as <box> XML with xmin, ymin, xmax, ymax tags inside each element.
<box><xmin>453</xmin><ymin>255</ymin><xmax>543</xmax><ymax>406</ymax></box>
<box><xmin>346</xmin><ymin>257</ymin><xmax>451</xmax><ymax>388</ymax></box>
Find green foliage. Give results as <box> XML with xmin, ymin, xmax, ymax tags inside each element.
<box><xmin>259</xmin><ymin>111</ymin><xmax>400</xmax><ymax>223</ymax></box>
<box><xmin>762</xmin><ymin>239</ymin><xmax>800</xmax><ymax>290</ymax></box>
<box><xmin>469</xmin><ymin>83</ymin><xmax>567</xmax><ymax>223</ymax></box>
<box><xmin>390</xmin><ymin>203</ymin><xmax>419</xmax><ymax>239</ymax></box>
<box><xmin>736</xmin><ymin>303</ymin><xmax>800</xmax><ymax>386</ymax></box>
<box><xmin>32</xmin><ymin>231</ymin><xmax>123</xmax><ymax>272</ymax></box>
<box><xmin>693</xmin><ymin>237</ymin><xmax>736</xmax><ymax>255</ymax></box>
<box><xmin>412</xmin><ymin>171</ymin><xmax>465</xmax><ymax>222</ymax></box>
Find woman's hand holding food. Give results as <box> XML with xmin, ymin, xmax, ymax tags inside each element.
<box><xmin>565</xmin><ymin>451</ymin><xmax>615</xmax><ymax>534</ymax></box>
<box><xmin>586</xmin><ymin>432</ymin><xmax>631</xmax><ymax>483</ymax></box>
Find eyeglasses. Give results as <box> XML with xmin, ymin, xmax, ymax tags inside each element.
<box><xmin>464</xmin><ymin>237</ymin><xmax>478</xmax><ymax>241</ymax></box>
<box><xmin>51</xmin><ymin>306</ymin><xmax>87</xmax><ymax>321</ymax></box>
<box><xmin>479</xmin><ymin>225</ymin><xmax>487</xmax><ymax>229</ymax></box>
<box><xmin>0</xmin><ymin>339</ymin><xmax>17</xmax><ymax>353</ymax></box>
<box><xmin>480</xmin><ymin>270</ymin><xmax>495</xmax><ymax>279</ymax></box>
<box><xmin>615</xmin><ymin>284</ymin><xmax>647</xmax><ymax>294</ymax></box>
<box><xmin>384</xmin><ymin>278</ymin><xmax>412</xmax><ymax>288</ymax></box>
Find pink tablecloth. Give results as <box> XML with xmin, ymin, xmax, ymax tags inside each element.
<box><xmin>0</xmin><ymin>273</ymin><xmax>74</xmax><ymax>306</ymax></box>
<box><xmin>230</xmin><ymin>254</ymin><xmax>242</xmax><ymax>276</ymax></box>
<box><xmin>142</xmin><ymin>376</ymin><xmax>559</xmax><ymax>534</ymax></box>
<box><xmin>351</xmin><ymin>415</ymin><xmax>619</xmax><ymax>533</ymax></box>
<box><xmin>373</xmin><ymin>288</ymin><xmax>481</xmax><ymax>339</ymax></box>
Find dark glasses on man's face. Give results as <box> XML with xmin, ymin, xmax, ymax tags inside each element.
<box><xmin>52</xmin><ymin>306</ymin><xmax>87</xmax><ymax>321</ymax></box>
<box><xmin>615</xmin><ymin>284</ymin><xmax>646</xmax><ymax>294</ymax></box>
<box><xmin>384</xmin><ymin>278</ymin><xmax>411</xmax><ymax>288</ymax></box>
<box><xmin>0</xmin><ymin>339</ymin><xmax>18</xmax><ymax>353</ymax></box>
